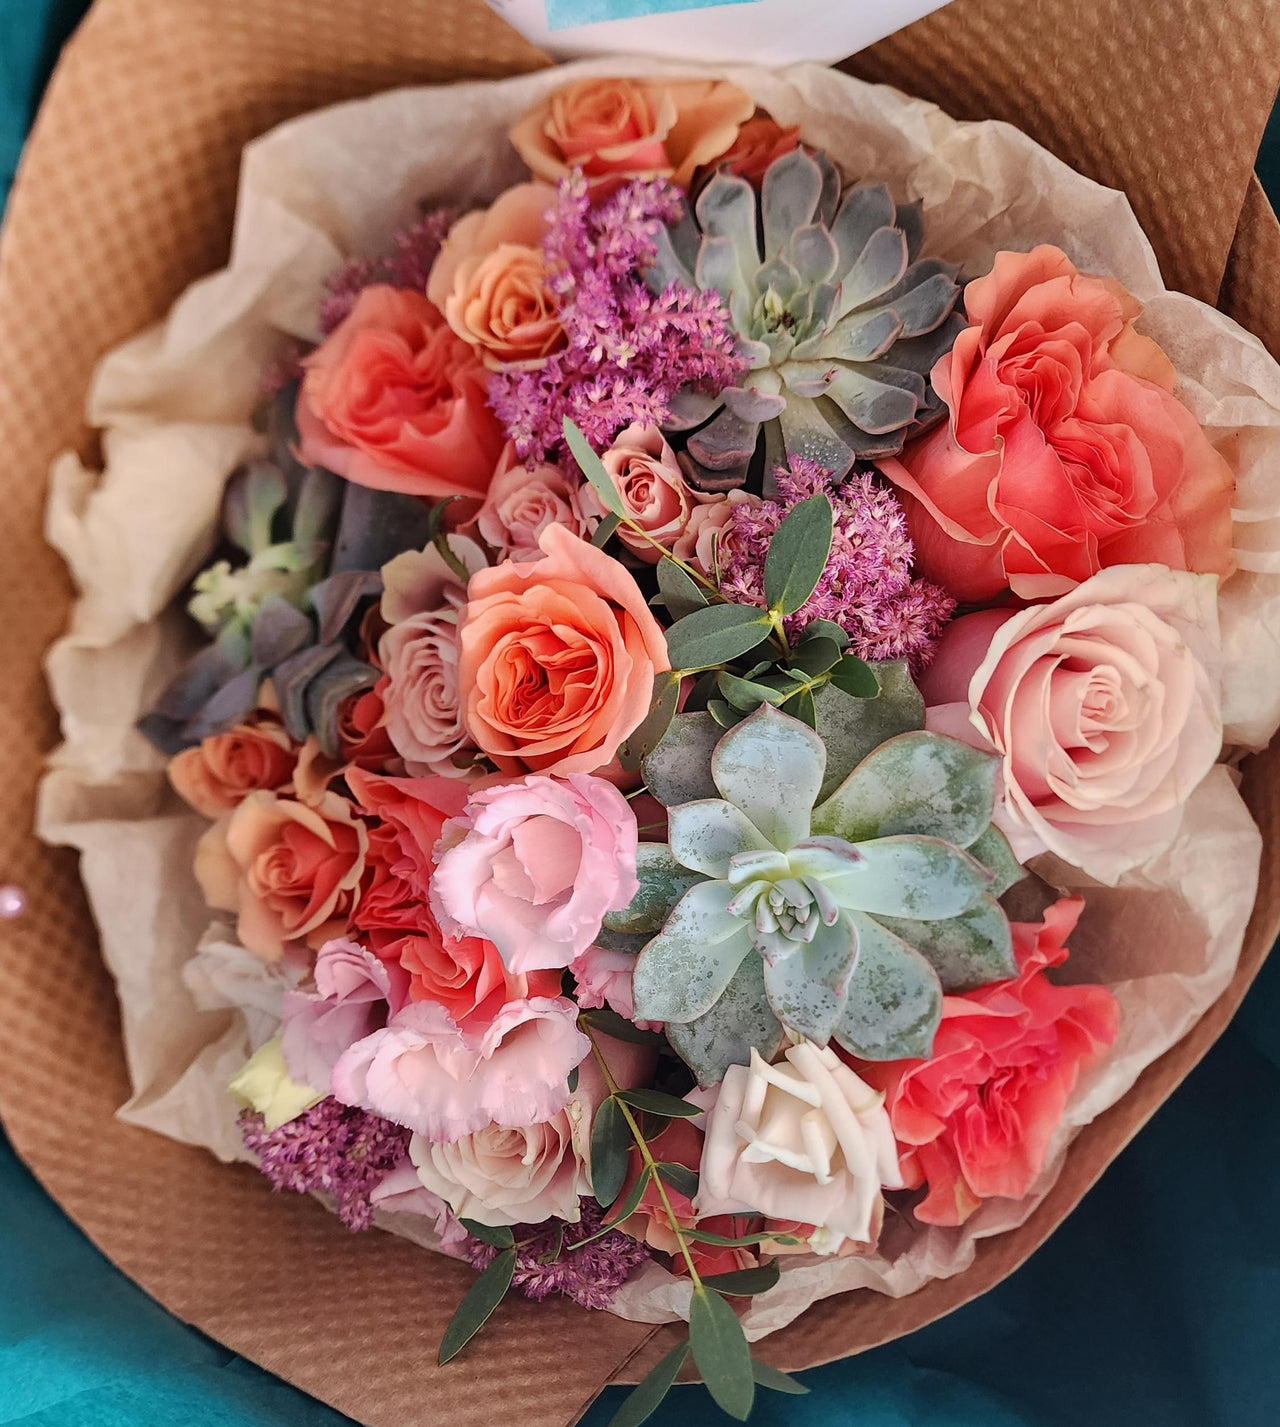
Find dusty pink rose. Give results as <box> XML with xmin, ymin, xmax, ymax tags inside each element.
<box><xmin>696</xmin><ymin>1044</ymin><xmax>903</xmax><ymax>1254</ymax></box>
<box><xmin>295</xmin><ymin>285</ymin><xmax>504</xmax><ymax>501</ymax></box>
<box><xmin>854</xmin><ymin>898</ymin><xmax>1118</xmax><ymax>1226</ymax></box>
<box><xmin>169</xmin><ymin>715</ymin><xmax>297</xmax><ymax>818</ymax></box>
<box><xmin>468</xmin><ymin>442</ymin><xmax>591</xmax><ymax>562</ymax></box>
<box><xmin>579</xmin><ymin>423</ymin><xmax>712</xmax><ymax>562</ymax></box>
<box><xmin>922</xmin><ymin>563</ymin><xmax>1222</xmax><ymax>881</ymax></box>
<box><xmin>880</xmin><ymin>245</ymin><xmax>1235</xmax><ymax>601</ymax></box>
<box><xmin>432</xmin><ymin>774</ymin><xmax>639</xmax><ymax>974</ymax></box>
<box><xmin>330</xmin><ymin>995</ymin><xmax>588</xmax><ymax>1141</ymax></box>
<box><xmin>509</xmin><ymin>76</ymin><xmax>754</xmax><ymax>195</ymax></box>
<box><xmin>368</xmin><ymin>1163</ymin><xmax>470</xmax><ymax>1256</ymax></box>
<box><xmin>671</xmin><ymin>487</ymin><xmax>760</xmax><ymax>578</ymax></box>
<box><xmin>378</xmin><ymin>536</ymin><xmax>488</xmax><ymax>777</ymax></box>
<box><xmin>427</xmin><ymin>183</ymin><xmax>565</xmax><ymax>371</ymax></box>
<box><xmin>280</xmin><ymin>937</ymin><xmax>409</xmax><ymax>1090</ymax></box>
<box><xmin>194</xmin><ymin>790</ymin><xmax>368</xmax><ymax>962</ymax></box>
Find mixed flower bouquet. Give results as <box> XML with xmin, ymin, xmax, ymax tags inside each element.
<box><xmin>42</xmin><ymin>61</ymin><xmax>1280</xmax><ymax>1426</ymax></box>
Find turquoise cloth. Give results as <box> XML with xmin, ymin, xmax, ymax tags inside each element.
<box><xmin>3</xmin><ymin>4</ymin><xmax>1280</xmax><ymax>1419</ymax></box>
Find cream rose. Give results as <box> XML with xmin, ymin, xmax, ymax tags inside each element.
<box><xmin>696</xmin><ymin>1044</ymin><xmax>903</xmax><ymax>1254</ymax></box>
<box><xmin>921</xmin><ymin>563</ymin><xmax>1223</xmax><ymax>882</ymax></box>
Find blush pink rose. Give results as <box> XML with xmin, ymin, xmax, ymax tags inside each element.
<box><xmin>879</xmin><ymin>245</ymin><xmax>1235</xmax><ymax>602</ymax></box>
<box><xmin>570</xmin><ymin>944</ymin><xmax>647</xmax><ymax>1027</ymax></box>
<box><xmin>579</xmin><ymin>423</ymin><xmax>713</xmax><ymax>562</ymax></box>
<box><xmin>457</xmin><ymin>522</ymin><xmax>671</xmax><ymax>775</ymax></box>
<box><xmin>671</xmin><ymin>487</ymin><xmax>760</xmax><ymax>578</ymax></box>
<box><xmin>280</xmin><ymin>937</ymin><xmax>409</xmax><ymax>1090</ymax></box>
<box><xmin>853</xmin><ymin>898</ymin><xmax>1119</xmax><ymax>1226</ymax></box>
<box><xmin>468</xmin><ymin>442</ymin><xmax>591</xmax><ymax>563</ymax></box>
<box><xmin>194</xmin><ymin>790</ymin><xmax>368</xmax><ymax>962</ymax></box>
<box><xmin>295</xmin><ymin>285</ymin><xmax>504</xmax><ymax>501</ymax></box>
<box><xmin>431</xmin><ymin>774</ymin><xmax>639</xmax><ymax>974</ymax></box>
<box><xmin>922</xmin><ymin>563</ymin><xmax>1222</xmax><ymax>881</ymax></box>
<box><xmin>169</xmin><ymin>715</ymin><xmax>297</xmax><ymax>818</ymax></box>
<box><xmin>330</xmin><ymin>995</ymin><xmax>588</xmax><ymax>1141</ymax></box>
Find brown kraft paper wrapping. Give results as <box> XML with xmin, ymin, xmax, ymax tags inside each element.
<box><xmin>0</xmin><ymin>0</ymin><xmax>1277</xmax><ymax>1422</ymax></box>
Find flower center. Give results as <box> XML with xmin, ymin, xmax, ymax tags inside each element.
<box><xmin>724</xmin><ymin>845</ymin><xmax>842</xmax><ymax>958</ymax></box>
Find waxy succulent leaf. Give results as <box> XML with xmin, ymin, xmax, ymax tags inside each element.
<box><xmin>834</xmin><ymin>913</ymin><xmax>943</xmax><ymax>1060</ymax></box>
<box><xmin>642</xmin><ymin>711</ymin><xmax>722</xmax><ymax>807</ymax></box>
<box><xmin>966</xmin><ymin>825</ymin><xmax>1027</xmax><ymax>897</ymax></box>
<box><xmin>630</xmin><ymin>881</ymin><xmax>755</xmax><ymax>1024</ymax></box>
<box><xmin>603</xmin><ymin>843</ymin><xmax>707</xmax><ymax>936</ymax></box>
<box><xmin>665</xmin><ymin>956</ymin><xmax>785</xmax><ymax>1089</ymax></box>
<box><xmin>877</xmin><ymin>894</ymin><xmax>1017</xmax><ymax>993</ymax></box>
<box><xmin>710</xmin><ymin>704</ymin><xmax>826</xmax><ymax>851</ymax></box>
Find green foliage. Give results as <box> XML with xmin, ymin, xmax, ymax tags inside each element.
<box><xmin>763</xmin><ymin>492</ymin><xmax>834</xmax><ymax>616</ymax></box>
<box><xmin>438</xmin><ymin>1248</ymin><xmax>517</xmax><ymax>1365</ymax></box>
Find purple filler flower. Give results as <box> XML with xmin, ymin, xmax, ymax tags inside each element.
<box><xmin>319</xmin><ymin>209</ymin><xmax>455</xmax><ymax>333</ymax></box>
<box><xmin>464</xmin><ymin>1200</ymin><xmax>651</xmax><ymax>1311</ymax></box>
<box><xmin>488</xmin><ymin>173</ymin><xmax>744</xmax><ymax>464</ymax></box>
<box><xmin>719</xmin><ymin>458</ymin><xmax>956</xmax><ymax>668</ymax></box>
<box><xmin>240</xmin><ymin>1099</ymin><xmax>411</xmax><ymax>1231</ymax></box>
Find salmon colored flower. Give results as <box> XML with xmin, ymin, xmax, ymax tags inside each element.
<box><xmin>427</xmin><ymin>183</ymin><xmax>565</xmax><ymax>370</ymax></box>
<box><xmin>295</xmin><ymin>285</ymin><xmax>504</xmax><ymax>501</ymax></box>
<box><xmin>194</xmin><ymin>790</ymin><xmax>368</xmax><ymax>962</ymax></box>
<box><xmin>853</xmin><ymin>898</ymin><xmax>1118</xmax><ymax>1226</ymax></box>
<box><xmin>704</xmin><ymin>115</ymin><xmax>801</xmax><ymax>186</ymax></box>
<box><xmin>880</xmin><ymin>245</ymin><xmax>1235</xmax><ymax>602</ymax></box>
<box><xmin>509</xmin><ymin>76</ymin><xmax>754</xmax><ymax>195</ymax></box>
<box><xmin>169</xmin><ymin>715</ymin><xmax>297</xmax><ymax>818</ymax></box>
<box><xmin>457</xmin><ymin>522</ymin><xmax>670</xmax><ymax>775</ymax></box>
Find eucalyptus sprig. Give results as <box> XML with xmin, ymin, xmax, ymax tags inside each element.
<box><xmin>579</xmin><ymin>1022</ymin><xmax>807</xmax><ymax>1425</ymax></box>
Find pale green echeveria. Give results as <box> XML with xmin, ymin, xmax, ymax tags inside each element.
<box><xmin>647</xmin><ymin>147</ymin><xmax>964</xmax><ymax>491</ymax></box>
<box><xmin>612</xmin><ymin>703</ymin><xmax>1024</xmax><ymax>1085</ymax></box>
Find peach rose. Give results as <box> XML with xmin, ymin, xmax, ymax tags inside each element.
<box><xmin>426</xmin><ymin>183</ymin><xmax>564</xmax><ymax>371</ymax></box>
<box><xmin>169</xmin><ymin>715</ymin><xmax>297</xmax><ymax>818</ymax></box>
<box><xmin>922</xmin><ymin>564</ymin><xmax>1222</xmax><ymax>881</ymax></box>
<box><xmin>509</xmin><ymin>77</ymin><xmax>754</xmax><ymax>195</ymax></box>
<box><xmin>295</xmin><ymin>284</ymin><xmax>504</xmax><ymax>501</ymax></box>
<box><xmin>194</xmin><ymin>790</ymin><xmax>368</xmax><ymax>962</ymax></box>
<box><xmin>671</xmin><ymin>487</ymin><xmax>760</xmax><ymax>578</ymax></box>
<box><xmin>579</xmin><ymin>423</ymin><xmax>712</xmax><ymax>562</ymax></box>
<box><xmin>704</xmin><ymin>115</ymin><xmax>801</xmax><ymax>186</ymax></box>
<box><xmin>468</xmin><ymin>441</ymin><xmax>591</xmax><ymax>562</ymax></box>
<box><xmin>457</xmin><ymin>522</ymin><xmax>670</xmax><ymax>775</ymax></box>
<box><xmin>880</xmin><ymin>246</ymin><xmax>1235</xmax><ymax>602</ymax></box>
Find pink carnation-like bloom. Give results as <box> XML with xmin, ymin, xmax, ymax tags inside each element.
<box><xmin>853</xmin><ymin>898</ymin><xmax>1119</xmax><ymax>1226</ymax></box>
<box><xmin>432</xmin><ymin>774</ymin><xmax>639</xmax><ymax>973</ymax></box>
<box><xmin>330</xmin><ymin>995</ymin><xmax>588</xmax><ymax>1142</ymax></box>
<box><xmin>281</xmin><ymin>937</ymin><xmax>409</xmax><ymax>1092</ymax></box>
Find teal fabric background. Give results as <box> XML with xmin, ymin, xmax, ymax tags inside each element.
<box><xmin>3</xmin><ymin>5</ymin><xmax>1279</xmax><ymax>1421</ymax></box>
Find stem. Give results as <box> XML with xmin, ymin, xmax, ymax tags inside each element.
<box><xmin>603</xmin><ymin>513</ymin><xmax>723</xmax><ymax>599</ymax></box>
<box><xmin>583</xmin><ymin>1023</ymin><xmax>703</xmax><ymax>1286</ymax></box>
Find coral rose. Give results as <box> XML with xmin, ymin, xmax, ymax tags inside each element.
<box><xmin>879</xmin><ymin>245</ymin><xmax>1235</xmax><ymax>601</ymax></box>
<box><xmin>295</xmin><ymin>284</ymin><xmax>504</xmax><ymax>500</ymax></box>
<box><xmin>432</xmin><ymin>773</ymin><xmax>639</xmax><ymax>974</ymax></box>
<box><xmin>169</xmin><ymin>715</ymin><xmax>297</xmax><ymax>818</ymax></box>
<box><xmin>468</xmin><ymin>442</ymin><xmax>591</xmax><ymax>563</ymax></box>
<box><xmin>922</xmin><ymin>563</ymin><xmax>1222</xmax><ymax>882</ymax></box>
<box><xmin>579</xmin><ymin>423</ymin><xmax>712</xmax><ymax>562</ymax></box>
<box><xmin>854</xmin><ymin>898</ymin><xmax>1118</xmax><ymax>1226</ymax></box>
<box><xmin>330</xmin><ymin>995</ymin><xmax>588</xmax><ymax>1141</ymax></box>
<box><xmin>703</xmin><ymin>115</ymin><xmax>801</xmax><ymax>186</ymax></box>
<box><xmin>194</xmin><ymin>790</ymin><xmax>368</xmax><ymax>962</ymax></box>
<box><xmin>510</xmin><ymin>76</ymin><xmax>754</xmax><ymax>195</ymax></box>
<box><xmin>697</xmin><ymin>1044</ymin><xmax>903</xmax><ymax>1254</ymax></box>
<box><xmin>457</xmin><ymin>522</ymin><xmax>670</xmax><ymax>774</ymax></box>
<box><xmin>427</xmin><ymin>183</ymin><xmax>564</xmax><ymax>371</ymax></box>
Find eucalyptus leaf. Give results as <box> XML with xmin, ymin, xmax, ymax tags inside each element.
<box><xmin>656</xmin><ymin>1161</ymin><xmax>700</xmax><ymax>1198</ymax></box>
<box><xmin>813</xmin><ymin>660</ymin><xmax>925</xmax><ymax>800</ymax></box>
<box><xmin>788</xmin><ymin>634</ymin><xmax>843</xmax><ymax>677</ymax></box>
<box><xmin>968</xmin><ymin>824</ymin><xmax>1027</xmax><ymax>897</ymax></box>
<box><xmin>708</xmin><ymin>698</ymin><xmax>739</xmax><ymax>727</ymax></box>
<box><xmin>567</xmin><ymin>1066</ymin><xmax>579</xmax><ymax>1094</ymax></box>
<box><xmin>618</xmin><ymin>672</ymin><xmax>682</xmax><ymax>772</ymax></box>
<box><xmin>563</xmin><ymin>417</ymin><xmax>625</xmax><ymax>516</ymax></box>
<box><xmin>689</xmin><ymin>1286</ymin><xmax>755</xmax><ymax>1420</ymax></box>
<box><xmin>615</xmin><ymin>1088</ymin><xmax>702</xmax><ymax>1119</ymax></box>
<box><xmin>437</xmin><ymin>1248</ymin><xmax>516</xmax><ymax>1364</ymax></box>
<box><xmin>716</xmin><ymin>670</ymin><xmax>789</xmax><ymax>711</ymax></box>
<box><xmin>580</xmin><ymin>1006</ymin><xmax>666</xmax><ymax>1046</ymax></box>
<box><xmin>752</xmin><ymin>1360</ymin><xmax>810</xmax><ymax>1396</ymax></box>
<box><xmin>797</xmin><ymin>616</ymin><xmax>848</xmax><ymax>651</ymax></box>
<box><xmin>603</xmin><ymin>843</ymin><xmax>708</xmax><ymax>935</ymax></box>
<box><xmin>590</xmin><ymin>1097</ymin><xmax>634</xmax><ymax>1207</ymax></box>
<box><xmin>591</xmin><ymin>512</ymin><xmax>622</xmax><ymax>548</ymax></box>
<box><xmin>665</xmin><ymin>602</ymin><xmax>773</xmax><ymax>672</ymax></box>
<box><xmin>828</xmin><ymin>653</ymin><xmax>880</xmax><ymax>698</ymax></box>
<box><xmin>458</xmin><ymin>1220</ymin><xmax>514</xmax><ymax>1249</ymax></box>
<box><xmin>782</xmin><ymin>684</ymin><xmax>818</xmax><ymax>728</ymax></box>
<box><xmin>701</xmin><ymin>1262</ymin><xmax>781</xmax><ymax>1298</ymax></box>
<box><xmin>685</xmin><ymin>1227</ymin><xmax>801</xmax><ymax>1248</ymax></box>
<box><xmin>877</xmin><ymin>894</ymin><xmax>1016</xmax><ymax>992</ymax></box>
<box><xmin>665</xmin><ymin>955</ymin><xmax>784</xmax><ymax>1087</ymax></box>
<box><xmin>642</xmin><ymin>711</ymin><xmax>722</xmax><ymax>806</ymax></box>
<box><xmin>763</xmin><ymin>492</ymin><xmax>834</xmax><ymax>616</ymax></box>
<box><xmin>656</xmin><ymin>557</ymin><xmax>710</xmax><ymax>619</ymax></box>
<box><xmin>605</xmin><ymin>1340</ymin><xmax>691</xmax><ymax>1427</ymax></box>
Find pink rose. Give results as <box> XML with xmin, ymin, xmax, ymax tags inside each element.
<box><xmin>330</xmin><ymin>995</ymin><xmax>588</xmax><ymax>1141</ymax></box>
<box><xmin>570</xmin><ymin>944</ymin><xmax>647</xmax><ymax>1027</ymax></box>
<box><xmin>280</xmin><ymin>937</ymin><xmax>409</xmax><ymax>1090</ymax></box>
<box><xmin>671</xmin><ymin>487</ymin><xmax>760</xmax><ymax>578</ymax></box>
<box><xmin>368</xmin><ymin>1163</ymin><xmax>470</xmax><ymax>1256</ymax></box>
<box><xmin>194</xmin><ymin>790</ymin><xmax>368</xmax><ymax>962</ymax></box>
<box><xmin>431</xmin><ymin>774</ymin><xmax>639</xmax><ymax>973</ymax></box>
<box><xmin>879</xmin><ymin>246</ymin><xmax>1235</xmax><ymax>601</ymax></box>
<box><xmin>579</xmin><ymin>423</ymin><xmax>712</xmax><ymax>562</ymax></box>
<box><xmin>854</xmin><ymin>899</ymin><xmax>1118</xmax><ymax>1226</ymax></box>
<box><xmin>468</xmin><ymin>442</ymin><xmax>591</xmax><ymax>563</ymax></box>
<box><xmin>922</xmin><ymin>564</ymin><xmax>1222</xmax><ymax>881</ymax></box>
<box><xmin>378</xmin><ymin>537</ymin><xmax>489</xmax><ymax>777</ymax></box>
<box><xmin>295</xmin><ymin>285</ymin><xmax>504</xmax><ymax>501</ymax></box>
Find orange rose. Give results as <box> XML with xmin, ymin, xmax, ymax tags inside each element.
<box><xmin>880</xmin><ymin>245</ymin><xmax>1235</xmax><ymax>602</ymax></box>
<box><xmin>704</xmin><ymin>115</ymin><xmax>801</xmax><ymax>186</ymax></box>
<box><xmin>168</xmin><ymin>716</ymin><xmax>297</xmax><ymax>818</ymax></box>
<box><xmin>457</xmin><ymin>522</ymin><xmax>670</xmax><ymax>775</ymax></box>
<box><xmin>194</xmin><ymin>790</ymin><xmax>368</xmax><ymax>961</ymax></box>
<box><xmin>295</xmin><ymin>285</ymin><xmax>504</xmax><ymax>501</ymax></box>
<box><xmin>427</xmin><ymin>184</ymin><xmax>564</xmax><ymax>371</ymax></box>
<box><xmin>509</xmin><ymin>77</ymin><xmax>754</xmax><ymax>195</ymax></box>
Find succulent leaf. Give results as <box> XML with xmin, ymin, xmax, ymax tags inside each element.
<box><xmin>966</xmin><ymin>824</ymin><xmax>1027</xmax><ymax>897</ymax></box>
<box><xmin>761</xmin><ymin>913</ymin><xmax>858</xmax><ymax>1042</ymax></box>
<box><xmin>710</xmin><ymin>704</ymin><xmax>826</xmax><ymax>851</ymax></box>
<box><xmin>798</xmin><ymin>834</ymin><xmax>991</xmax><ymax>920</ymax></box>
<box><xmin>664</xmin><ymin>955</ymin><xmax>784</xmax><ymax>1088</ymax></box>
<box><xmin>834</xmin><ymin>913</ymin><xmax>943</xmax><ymax>1060</ymax></box>
<box><xmin>668</xmin><ymin>800</ymin><xmax>773</xmax><ymax>879</ymax></box>
<box><xmin>877</xmin><ymin>894</ymin><xmax>1016</xmax><ymax>992</ymax></box>
<box><xmin>812</xmin><ymin>662</ymin><xmax>924</xmax><ymax>798</ymax></box>
<box><xmin>602</xmin><ymin>843</ymin><xmax>707</xmax><ymax>936</ymax></box>
<box><xmin>642</xmin><ymin>711</ymin><xmax>722</xmax><ymax>806</ymax></box>
<box><xmin>631</xmin><ymin>881</ymin><xmax>756</xmax><ymax>1024</ymax></box>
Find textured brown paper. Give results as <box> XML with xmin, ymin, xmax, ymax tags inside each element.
<box><xmin>0</xmin><ymin>0</ymin><xmax>1278</xmax><ymax>1423</ymax></box>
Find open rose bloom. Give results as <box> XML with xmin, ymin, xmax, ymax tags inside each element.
<box><xmin>28</xmin><ymin>46</ymin><xmax>1280</xmax><ymax>1396</ymax></box>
